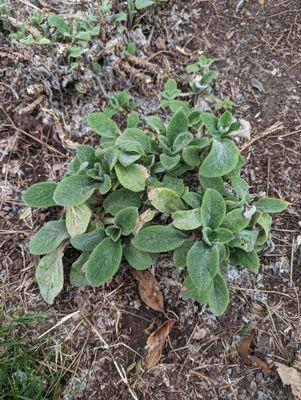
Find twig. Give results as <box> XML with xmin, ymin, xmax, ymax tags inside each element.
<box><xmin>241</xmin><ymin>122</ymin><xmax>284</xmax><ymax>152</ymax></box>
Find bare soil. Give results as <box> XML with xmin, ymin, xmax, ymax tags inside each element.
<box><xmin>1</xmin><ymin>1</ymin><xmax>301</xmax><ymax>399</ymax></box>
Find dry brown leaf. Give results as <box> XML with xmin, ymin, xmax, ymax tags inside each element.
<box><xmin>250</xmin><ymin>355</ymin><xmax>271</xmax><ymax>374</ymax></box>
<box><xmin>145</xmin><ymin>319</ymin><xmax>175</xmax><ymax>368</ymax></box>
<box><xmin>134</xmin><ymin>209</ymin><xmax>156</xmax><ymax>235</ymax></box>
<box><xmin>258</xmin><ymin>0</ymin><xmax>265</xmax><ymax>5</ymax></box>
<box><xmin>237</xmin><ymin>333</ymin><xmax>272</xmax><ymax>374</ymax></box>
<box><xmin>237</xmin><ymin>333</ymin><xmax>254</xmax><ymax>365</ymax></box>
<box><xmin>132</xmin><ymin>270</ymin><xmax>165</xmax><ymax>313</ymax></box>
<box><xmin>276</xmin><ymin>363</ymin><xmax>301</xmax><ymax>399</ymax></box>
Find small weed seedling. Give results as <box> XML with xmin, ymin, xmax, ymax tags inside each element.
<box><xmin>186</xmin><ymin>55</ymin><xmax>217</xmax><ymax>93</ymax></box>
<box><xmin>23</xmin><ymin>71</ymin><xmax>288</xmax><ymax>316</ymax></box>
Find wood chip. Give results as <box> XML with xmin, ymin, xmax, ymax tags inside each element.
<box><xmin>145</xmin><ymin>319</ymin><xmax>175</xmax><ymax>368</ymax></box>
<box><xmin>132</xmin><ymin>270</ymin><xmax>165</xmax><ymax>313</ymax></box>
<box><xmin>276</xmin><ymin>363</ymin><xmax>301</xmax><ymax>399</ymax></box>
<box><xmin>133</xmin><ymin>209</ymin><xmax>156</xmax><ymax>235</ymax></box>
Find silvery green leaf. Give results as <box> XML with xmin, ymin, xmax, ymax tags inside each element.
<box><xmin>229</xmin><ymin>230</ymin><xmax>259</xmax><ymax>252</ymax></box>
<box><xmin>87</xmin><ymin>112</ymin><xmax>120</xmax><ymax>138</ymax></box>
<box><xmin>166</xmin><ymin>110</ymin><xmax>189</xmax><ymax>144</ymax></box>
<box><xmin>70</xmin><ymin>227</ymin><xmax>106</xmax><ymax>252</ymax></box>
<box><xmin>103</xmin><ymin>188</ymin><xmax>141</xmax><ymax>216</ymax></box>
<box><xmin>114</xmin><ymin>206</ymin><xmax>138</xmax><ymax>236</ymax></box>
<box><xmin>124</xmin><ymin>241</ymin><xmax>152</xmax><ymax>270</ymax></box>
<box><xmin>172</xmin><ymin>208</ymin><xmax>202</xmax><ymax>230</ymax></box>
<box><xmin>70</xmin><ymin>253</ymin><xmax>89</xmax><ymax>287</ymax></box>
<box><xmin>23</xmin><ymin>182</ymin><xmax>57</xmax><ymax>208</ymax></box>
<box><xmin>132</xmin><ymin>225</ymin><xmax>187</xmax><ymax>253</ymax></box>
<box><xmin>187</xmin><ymin>241</ymin><xmax>219</xmax><ymax>291</ymax></box>
<box><xmin>115</xmin><ymin>163</ymin><xmax>148</xmax><ymax>192</ymax></box>
<box><xmin>36</xmin><ymin>247</ymin><xmax>64</xmax><ymax>304</ymax></box>
<box><xmin>222</xmin><ymin>208</ymin><xmax>251</xmax><ymax>232</ymax></box>
<box><xmin>29</xmin><ymin>220</ymin><xmax>69</xmax><ymax>255</ymax></box>
<box><xmin>201</xmin><ymin>188</ymin><xmax>226</xmax><ymax>229</ymax></box>
<box><xmin>199</xmin><ymin>138</ymin><xmax>239</xmax><ymax>178</ymax></box>
<box><xmin>255</xmin><ymin>197</ymin><xmax>289</xmax><ymax>213</ymax></box>
<box><xmin>148</xmin><ymin>187</ymin><xmax>185</xmax><ymax>213</ymax></box>
<box><xmin>173</xmin><ymin>239</ymin><xmax>194</xmax><ymax>268</ymax></box>
<box><xmin>86</xmin><ymin>238</ymin><xmax>122</xmax><ymax>287</ymax></box>
<box><xmin>208</xmin><ymin>273</ymin><xmax>229</xmax><ymax>316</ymax></box>
<box><xmin>53</xmin><ymin>176</ymin><xmax>95</xmax><ymax>206</ymax></box>
<box><xmin>229</xmin><ymin>248</ymin><xmax>260</xmax><ymax>272</ymax></box>
<box><xmin>65</xmin><ymin>203</ymin><xmax>91</xmax><ymax>237</ymax></box>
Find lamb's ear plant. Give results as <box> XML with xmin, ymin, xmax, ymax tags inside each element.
<box><xmin>23</xmin><ymin>63</ymin><xmax>289</xmax><ymax>316</ymax></box>
<box><xmin>186</xmin><ymin>55</ymin><xmax>217</xmax><ymax>93</ymax></box>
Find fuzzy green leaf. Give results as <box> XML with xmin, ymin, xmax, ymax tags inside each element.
<box><xmin>124</xmin><ymin>241</ymin><xmax>152</xmax><ymax>270</ymax></box>
<box><xmin>172</xmin><ymin>132</ymin><xmax>194</xmax><ymax>153</ymax></box>
<box><xmin>65</xmin><ymin>203</ymin><xmax>92</xmax><ymax>237</ymax></box>
<box><xmin>182</xmin><ymin>191</ymin><xmax>202</xmax><ymax>208</ymax></box>
<box><xmin>118</xmin><ymin>152</ymin><xmax>141</xmax><ymax>166</ymax></box>
<box><xmin>145</xmin><ymin>116</ymin><xmax>165</xmax><ymax>133</ymax></box>
<box><xmin>70</xmin><ymin>227</ymin><xmax>106</xmax><ymax>252</ymax></box>
<box><xmin>29</xmin><ymin>220</ymin><xmax>69</xmax><ymax>255</ymax></box>
<box><xmin>166</xmin><ymin>110</ymin><xmax>189</xmax><ymax>144</ymax></box>
<box><xmin>201</xmin><ymin>112</ymin><xmax>218</xmax><ymax>132</ymax></box>
<box><xmin>181</xmin><ymin>276</ymin><xmax>212</xmax><ymax>304</ymax></box>
<box><xmin>230</xmin><ymin>248</ymin><xmax>260</xmax><ymax>272</ymax></box>
<box><xmin>76</xmin><ymin>145</ymin><xmax>96</xmax><ymax>167</ymax></box>
<box><xmin>199</xmin><ymin>138</ymin><xmax>239</xmax><ymax>178</ymax></box>
<box><xmin>172</xmin><ymin>208</ymin><xmax>202</xmax><ymax>230</ymax></box>
<box><xmin>148</xmin><ymin>187</ymin><xmax>185</xmax><ymax>213</ymax></box>
<box><xmin>231</xmin><ymin>176</ymin><xmax>249</xmax><ymax>200</ymax></box>
<box><xmin>70</xmin><ymin>253</ymin><xmax>89</xmax><ymax>287</ymax></box>
<box><xmin>229</xmin><ymin>230</ymin><xmax>258</xmax><ymax>252</ymax></box>
<box><xmin>115</xmin><ymin>128</ymin><xmax>150</xmax><ymax>154</ymax></box>
<box><xmin>86</xmin><ymin>238</ymin><xmax>122</xmax><ymax>287</ymax></box>
<box><xmin>115</xmin><ymin>163</ymin><xmax>148</xmax><ymax>192</ymax></box>
<box><xmin>95</xmin><ymin>147</ymin><xmax>119</xmax><ymax>172</ymax></box>
<box><xmin>99</xmin><ymin>174</ymin><xmax>112</xmax><ymax>194</ymax></box>
<box><xmin>115</xmin><ymin>206</ymin><xmax>139</xmax><ymax>235</ymax></box>
<box><xmin>201</xmin><ymin>188</ymin><xmax>226</xmax><ymax>229</ymax></box>
<box><xmin>208</xmin><ymin>273</ymin><xmax>229</xmax><ymax>316</ymax></box>
<box><xmin>182</xmin><ymin>146</ymin><xmax>200</xmax><ymax>167</ymax></box>
<box><xmin>23</xmin><ymin>182</ymin><xmax>57</xmax><ymax>208</ymax></box>
<box><xmin>135</xmin><ymin>0</ymin><xmax>154</xmax><ymax>9</ymax></box>
<box><xmin>173</xmin><ymin>239</ymin><xmax>194</xmax><ymax>268</ymax></box>
<box><xmin>162</xmin><ymin>176</ymin><xmax>185</xmax><ymax>196</ymax></box>
<box><xmin>255</xmin><ymin>197</ymin><xmax>289</xmax><ymax>213</ymax></box>
<box><xmin>187</xmin><ymin>242</ymin><xmax>219</xmax><ymax>291</ymax></box>
<box><xmin>36</xmin><ymin>248</ymin><xmax>64</xmax><ymax>304</ymax></box>
<box><xmin>160</xmin><ymin>154</ymin><xmax>181</xmax><ymax>170</ymax></box>
<box><xmin>256</xmin><ymin>213</ymin><xmax>272</xmax><ymax>246</ymax></box>
<box><xmin>199</xmin><ymin>176</ymin><xmax>226</xmax><ymax>195</ymax></box>
<box><xmin>210</xmin><ymin>228</ymin><xmax>234</xmax><ymax>243</ymax></box>
<box><xmin>87</xmin><ymin>112</ymin><xmax>120</xmax><ymax>138</ymax></box>
<box><xmin>222</xmin><ymin>208</ymin><xmax>251</xmax><ymax>232</ymax></box>
<box><xmin>105</xmin><ymin>225</ymin><xmax>122</xmax><ymax>242</ymax></box>
<box><xmin>132</xmin><ymin>225</ymin><xmax>187</xmax><ymax>253</ymax></box>
<box><xmin>53</xmin><ymin>176</ymin><xmax>95</xmax><ymax>206</ymax></box>
<box><xmin>103</xmin><ymin>188</ymin><xmax>141</xmax><ymax>216</ymax></box>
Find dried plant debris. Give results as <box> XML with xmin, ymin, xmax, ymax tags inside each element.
<box><xmin>276</xmin><ymin>363</ymin><xmax>301</xmax><ymax>399</ymax></box>
<box><xmin>145</xmin><ymin>319</ymin><xmax>175</xmax><ymax>369</ymax></box>
<box><xmin>132</xmin><ymin>270</ymin><xmax>165</xmax><ymax>313</ymax></box>
<box><xmin>237</xmin><ymin>332</ymin><xmax>272</xmax><ymax>374</ymax></box>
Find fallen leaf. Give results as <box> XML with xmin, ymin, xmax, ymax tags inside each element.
<box><xmin>237</xmin><ymin>333</ymin><xmax>254</xmax><ymax>365</ymax></box>
<box><xmin>134</xmin><ymin>209</ymin><xmax>157</xmax><ymax>235</ymax></box>
<box><xmin>276</xmin><ymin>363</ymin><xmax>301</xmax><ymax>399</ymax></box>
<box><xmin>237</xmin><ymin>333</ymin><xmax>272</xmax><ymax>374</ymax></box>
<box><xmin>229</xmin><ymin>119</ymin><xmax>251</xmax><ymax>140</ymax></box>
<box><xmin>132</xmin><ymin>270</ymin><xmax>165</xmax><ymax>313</ymax></box>
<box><xmin>258</xmin><ymin>0</ymin><xmax>265</xmax><ymax>4</ymax></box>
<box><xmin>250</xmin><ymin>355</ymin><xmax>271</xmax><ymax>374</ymax></box>
<box><xmin>145</xmin><ymin>320</ymin><xmax>175</xmax><ymax>368</ymax></box>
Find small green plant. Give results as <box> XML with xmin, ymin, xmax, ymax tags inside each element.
<box><xmin>186</xmin><ymin>55</ymin><xmax>217</xmax><ymax>92</ymax></box>
<box><xmin>23</xmin><ymin>73</ymin><xmax>288</xmax><ymax>316</ymax></box>
<box><xmin>3</xmin><ymin>11</ymin><xmax>100</xmax><ymax>59</ymax></box>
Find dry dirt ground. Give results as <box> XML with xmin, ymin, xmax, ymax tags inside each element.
<box><xmin>1</xmin><ymin>0</ymin><xmax>301</xmax><ymax>399</ymax></box>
